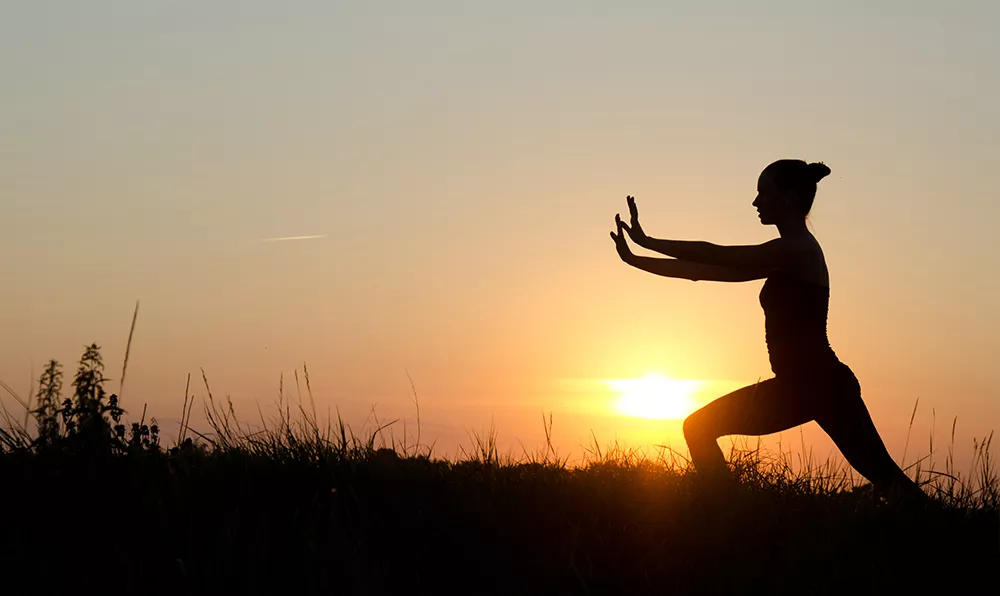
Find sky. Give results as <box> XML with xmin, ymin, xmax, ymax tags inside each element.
<box><xmin>2</xmin><ymin>1</ymin><xmax>998</xmax><ymax>473</ymax></box>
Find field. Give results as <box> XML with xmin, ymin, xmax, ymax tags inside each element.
<box><xmin>1</xmin><ymin>345</ymin><xmax>997</xmax><ymax>595</ymax></box>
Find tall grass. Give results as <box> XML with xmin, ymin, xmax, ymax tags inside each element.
<box><xmin>0</xmin><ymin>344</ymin><xmax>997</xmax><ymax>595</ymax></box>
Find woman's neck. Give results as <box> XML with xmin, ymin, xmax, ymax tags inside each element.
<box><xmin>776</xmin><ymin>218</ymin><xmax>809</xmax><ymax>238</ymax></box>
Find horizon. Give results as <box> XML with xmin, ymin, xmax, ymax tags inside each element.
<box><xmin>3</xmin><ymin>2</ymin><xmax>998</xmax><ymax>473</ymax></box>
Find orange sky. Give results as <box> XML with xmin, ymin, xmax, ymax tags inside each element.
<box><xmin>2</xmin><ymin>3</ymin><xmax>997</xmax><ymax>472</ymax></box>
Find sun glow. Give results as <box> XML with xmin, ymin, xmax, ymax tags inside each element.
<box><xmin>605</xmin><ymin>374</ymin><xmax>705</xmax><ymax>420</ymax></box>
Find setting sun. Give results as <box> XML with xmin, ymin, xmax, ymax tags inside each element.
<box><xmin>605</xmin><ymin>374</ymin><xmax>705</xmax><ymax>420</ymax></box>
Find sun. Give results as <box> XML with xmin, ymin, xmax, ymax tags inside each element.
<box><xmin>605</xmin><ymin>373</ymin><xmax>704</xmax><ymax>420</ymax></box>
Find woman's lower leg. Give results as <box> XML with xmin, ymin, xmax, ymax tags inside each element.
<box><xmin>818</xmin><ymin>401</ymin><xmax>926</xmax><ymax>500</ymax></box>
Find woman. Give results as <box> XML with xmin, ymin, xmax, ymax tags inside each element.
<box><xmin>609</xmin><ymin>159</ymin><xmax>924</xmax><ymax>499</ymax></box>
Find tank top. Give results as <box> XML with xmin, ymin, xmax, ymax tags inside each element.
<box><xmin>759</xmin><ymin>274</ymin><xmax>841</xmax><ymax>377</ymax></box>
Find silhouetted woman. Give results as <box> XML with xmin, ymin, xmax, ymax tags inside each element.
<box><xmin>609</xmin><ymin>159</ymin><xmax>924</xmax><ymax>499</ymax></box>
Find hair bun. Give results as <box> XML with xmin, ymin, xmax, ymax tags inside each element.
<box><xmin>806</xmin><ymin>162</ymin><xmax>831</xmax><ymax>184</ymax></box>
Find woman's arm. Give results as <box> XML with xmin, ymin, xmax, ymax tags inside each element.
<box><xmin>620</xmin><ymin>195</ymin><xmax>788</xmax><ymax>271</ymax></box>
<box><xmin>613</xmin><ymin>212</ymin><xmax>768</xmax><ymax>281</ymax></box>
<box><xmin>625</xmin><ymin>254</ymin><xmax>769</xmax><ymax>282</ymax></box>
<box><xmin>635</xmin><ymin>237</ymin><xmax>787</xmax><ymax>271</ymax></box>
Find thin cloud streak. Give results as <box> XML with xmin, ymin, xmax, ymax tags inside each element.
<box><xmin>259</xmin><ymin>235</ymin><xmax>328</xmax><ymax>243</ymax></box>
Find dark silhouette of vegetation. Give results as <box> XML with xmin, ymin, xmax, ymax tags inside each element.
<box><xmin>0</xmin><ymin>345</ymin><xmax>997</xmax><ymax>595</ymax></box>
<box><xmin>24</xmin><ymin>345</ymin><xmax>159</xmax><ymax>454</ymax></box>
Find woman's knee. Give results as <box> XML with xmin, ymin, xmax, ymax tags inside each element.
<box><xmin>683</xmin><ymin>410</ymin><xmax>714</xmax><ymax>444</ymax></box>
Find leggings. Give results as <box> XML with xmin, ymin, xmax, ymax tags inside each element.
<box><xmin>682</xmin><ymin>361</ymin><xmax>917</xmax><ymax>492</ymax></box>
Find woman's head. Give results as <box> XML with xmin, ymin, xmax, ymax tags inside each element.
<box><xmin>753</xmin><ymin>159</ymin><xmax>831</xmax><ymax>225</ymax></box>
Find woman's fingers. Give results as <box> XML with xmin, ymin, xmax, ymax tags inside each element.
<box><xmin>627</xmin><ymin>195</ymin><xmax>639</xmax><ymax>220</ymax></box>
<box><xmin>616</xmin><ymin>213</ymin><xmax>633</xmax><ymax>237</ymax></box>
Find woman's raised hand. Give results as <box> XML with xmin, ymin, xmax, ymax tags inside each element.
<box><xmin>623</xmin><ymin>195</ymin><xmax>647</xmax><ymax>245</ymax></box>
<box><xmin>610</xmin><ymin>213</ymin><xmax>632</xmax><ymax>262</ymax></box>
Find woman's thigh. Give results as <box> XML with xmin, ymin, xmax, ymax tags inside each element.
<box><xmin>686</xmin><ymin>377</ymin><xmax>817</xmax><ymax>438</ymax></box>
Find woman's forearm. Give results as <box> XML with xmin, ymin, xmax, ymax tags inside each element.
<box><xmin>639</xmin><ymin>237</ymin><xmax>720</xmax><ymax>263</ymax></box>
<box><xmin>625</xmin><ymin>254</ymin><xmax>760</xmax><ymax>282</ymax></box>
<box><xmin>625</xmin><ymin>255</ymin><xmax>701</xmax><ymax>281</ymax></box>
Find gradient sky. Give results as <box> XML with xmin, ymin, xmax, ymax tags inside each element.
<box><xmin>2</xmin><ymin>1</ymin><xmax>997</xmax><ymax>470</ymax></box>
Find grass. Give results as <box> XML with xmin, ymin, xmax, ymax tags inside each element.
<box><xmin>0</xmin><ymin>344</ymin><xmax>997</xmax><ymax>595</ymax></box>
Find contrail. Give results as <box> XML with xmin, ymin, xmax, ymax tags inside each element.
<box><xmin>260</xmin><ymin>234</ymin><xmax>328</xmax><ymax>243</ymax></box>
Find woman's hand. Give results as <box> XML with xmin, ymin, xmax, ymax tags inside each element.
<box><xmin>621</xmin><ymin>195</ymin><xmax>648</xmax><ymax>246</ymax></box>
<box><xmin>610</xmin><ymin>213</ymin><xmax>633</xmax><ymax>262</ymax></box>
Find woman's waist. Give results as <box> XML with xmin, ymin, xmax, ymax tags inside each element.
<box><xmin>765</xmin><ymin>328</ymin><xmax>833</xmax><ymax>352</ymax></box>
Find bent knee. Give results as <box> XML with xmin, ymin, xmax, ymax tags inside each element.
<box><xmin>683</xmin><ymin>412</ymin><xmax>712</xmax><ymax>443</ymax></box>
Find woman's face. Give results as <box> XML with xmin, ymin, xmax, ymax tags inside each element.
<box><xmin>752</xmin><ymin>171</ymin><xmax>788</xmax><ymax>226</ymax></box>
